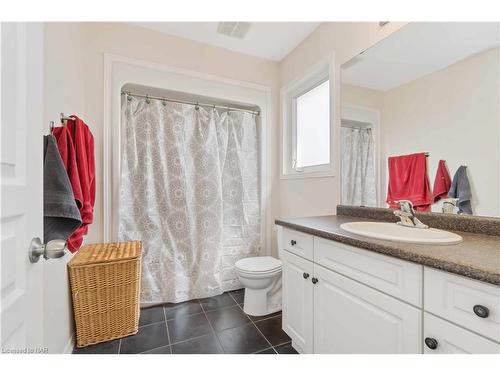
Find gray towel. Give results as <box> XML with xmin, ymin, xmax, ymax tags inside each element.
<box><xmin>44</xmin><ymin>134</ymin><xmax>82</xmax><ymax>242</ymax></box>
<box><xmin>448</xmin><ymin>165</ymin><xmax>472</xmax><ymax>215</ymax></box>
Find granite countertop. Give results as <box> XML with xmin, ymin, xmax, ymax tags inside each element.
<box><xmin>275</xmin><ymin>215</ymin><xmax>500</xmax><ymax>286</ymax></box>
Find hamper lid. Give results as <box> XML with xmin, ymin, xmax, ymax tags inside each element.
<box><xmin>68</xmin><ymin>241</ymin><xmax>142</xmax><ymax>266</ymax></box>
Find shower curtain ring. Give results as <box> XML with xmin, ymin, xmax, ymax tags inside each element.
<box><xmin>195</xmin><ymin>102</ymin><xmax>199</xmax><ymax>111</ymax></box>
<box><xmin>145</xmin><ymin>95</ymin><xmax>151</xmax><ymax>104</ymax></box>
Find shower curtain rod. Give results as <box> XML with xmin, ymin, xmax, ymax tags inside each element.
<box><xmin>121</xmin><ymin>91</ymin><xmax>260</xmax><ymax>116</ymax></box>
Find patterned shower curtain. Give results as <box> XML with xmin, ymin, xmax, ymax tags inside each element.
<box><xmin>340</xmin><ymin>126</ymin><xmax>377</xmax><ymax>206</ymax></box>
<box><xmin>119</xmin><ymin>96</ymin><xmax>260</xmax><ymax>304</ymax></box>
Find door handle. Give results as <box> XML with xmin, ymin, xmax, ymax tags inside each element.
<box><xmin>29</xmin><ymin>237</ymin><xmax>67</xmax><ymax>263</ymax></box>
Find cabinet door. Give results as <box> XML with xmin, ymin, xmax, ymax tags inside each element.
<box><xmin>281</xmin><ymin>249</ymin><xmax>314</xmax><ymax>354</ymax></box>
<box><xmin>313</xmin><ymin>264</ymin><xmax>421</xmax><ymax>354</ymax></box>
<box><xmin>424</xmin><ymin>313</ymin><xmax>500</xmax><ymax>354</ymax></box>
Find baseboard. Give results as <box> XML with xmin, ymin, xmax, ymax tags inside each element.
<box><xmin>63</xmin><ymin>334</ymin><xmax>75</xmax><ymax>354</ymax></box>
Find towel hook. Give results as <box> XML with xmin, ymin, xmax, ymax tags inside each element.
<box><xmin>60</xmin><ymin>112</ymin><xmax>73</xmax><ymax>124</ymax></box>
<box><xmin>49</xmin><ymin>121</ymin><xmax>55</xmax><ymax>133</ymax></box>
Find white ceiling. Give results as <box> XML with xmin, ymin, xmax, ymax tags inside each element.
<box><xmin>342</xmin><ymin>22</ymin><xmax>500</xmax><ymax>91</ymax></box>
<box><xmin>132</xmin><ymin>22</ymin><xmax>320</xmax><ymax>61</ymax></box>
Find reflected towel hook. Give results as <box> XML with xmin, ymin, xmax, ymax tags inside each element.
<box><xmin>60</xmin><ymin>112</ymin><xmax>73</xmax><ymax>124</ymax></box>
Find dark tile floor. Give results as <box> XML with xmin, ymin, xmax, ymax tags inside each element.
<box><xmin>73</xmin><ymin>289</ymin><xmax>298</xmax><ymax>354</ymax></box>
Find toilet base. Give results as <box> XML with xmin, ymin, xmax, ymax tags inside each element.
<box><xmin>241</xmin><ymin>274</ymin><xmax>282</xmax><ymax>316</ymax></box>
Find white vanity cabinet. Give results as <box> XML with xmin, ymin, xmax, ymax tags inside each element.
<box><xmin>423</xmin><ymin>313</ymin><xmax>500</xmax><ymax>354</ymax></box>
<box><xmin>313</xmin><ymin>263</ymin><xmax>421</xmax><ymax>353</ymax></box>
<box><xmin>280</xmin><ymin>249</ymin><xmax>314</xmax><ymax>353</ymax></box>
<box><xmin>277</xmin><ymin>225</ymin><xmax>500</xmax><ymax>354</ymax></box>
<box><xmin>423</xmin><ymin>268</ymin><xmax>500</xmax><ymax>354</ymax></box>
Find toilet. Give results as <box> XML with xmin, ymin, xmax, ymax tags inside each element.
<box><xmin>235</xmin><ymin>256</ymin><xmax>282</xmax><ymax>316</ymax></box>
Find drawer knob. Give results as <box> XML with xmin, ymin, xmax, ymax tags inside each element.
<box><xmin>290</xmin><ymin>240</ymin><xmax>297</xmax><ymax>246</ymax></box>
<box><xmin>473</xmin><ymin>305</ymin><xmax>489</xmax><ymax>319</ymax></box>
<box><xmin>424</xmin><ymin>337</ymin><xmax>438</xmax><ymax>350</ymax></box>
<box><xmin>312</xmin><ymin>277</ymin><xmax>318</xmax><ymax>284</ymax></box>
<box><xmin>303</xmin><ymin>273</ymin><xmax>310</xmax><ymax>279</ymax></box>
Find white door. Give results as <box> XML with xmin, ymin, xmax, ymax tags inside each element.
<box><xmin>1</xmin><ymin>23</ymin><xmax>45</xmax><ymax>353</ymax></box>
<box><xmin>313</xmin><ymin>264</ymin><xmax>421</xmax><ymax>354</ymax></box>
<box><xmin>281</xmin><ymin>249</ymin><xmax>314</xmax><ymax>354</ymax></box>
<box><xmin>423</xmin><ymin>313</ymin><xmax>500</xmax><ymax>354</ymax></box>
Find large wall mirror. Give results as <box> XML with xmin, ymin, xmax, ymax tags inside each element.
<box><xmin>340</xmin><ymin>22</ymin><xmax>500</xmax><ymax>217</ymax></box>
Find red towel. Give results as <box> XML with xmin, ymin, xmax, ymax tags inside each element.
<box><xmin>53</xmin><ymin>116</ymin><xmax>95</xmax><ymax>252</ymax></box>
<box><xmin>432</xmin><ymin>160</ymin><xmax>451</xmax><ymax>203</ymax></box>
<box><xmin>386</xmin><ymin>152</ymin><xmax>432</xmax><ymax>212</ymax></box>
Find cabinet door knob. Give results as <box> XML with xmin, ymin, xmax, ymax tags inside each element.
<box><xmin>473</xmin><ymin>305</ymin><xmax>489</xmax><ymax>318</ymax></box>
<box><xmin>303</xmin><ymin>273</ymin><xmax>310</xmax><ymax>279</ymax></box>
<box><xmin>424</xmin><ymin>337</ymin><xmax>438</xmax><ymax>350</ymax></box>
<box><xmin>312</xmin><ymin>277</ymin><xmax>318</xmax><ymax>284</ymax></box>
<box><xmin>290</xmin><ymin>240</ymin><xmax>297</xmax><ymax>246</ymax></box>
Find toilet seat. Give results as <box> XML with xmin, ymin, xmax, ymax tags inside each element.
<box><xmin>235</xmin><ymin>256</ymin><xmax>282</xmax><ymax>274</ymax></box>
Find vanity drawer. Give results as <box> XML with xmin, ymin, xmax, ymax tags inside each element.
<box><xmin>424</xmin><ymin>313</ymin><xmax>500</xmax><ymax>354</ymax></box>
<box><xmin>281</xmin><ymin>228</ymin><xmax>314</xmax><ymax>261</ymax></box>
<box><xmin>314</xmin><ymin>237</ymin><xmax>423</xmax><ymax>306</ymax></box>
<box><xmin>424</xmin><ymin>267</ymin><xmax>500</xmax><ymax>343</ymax></box>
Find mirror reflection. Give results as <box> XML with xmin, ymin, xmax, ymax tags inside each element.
<box><xmin>341</xmin><ymin>22</ymin><xmax>500</xmax><ymax>217</ymax></box>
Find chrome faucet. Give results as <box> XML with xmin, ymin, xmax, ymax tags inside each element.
<box><xmin>394</xmin><ymin>200</ymin><xmax>428</xmax><ymax>229</ymax></box>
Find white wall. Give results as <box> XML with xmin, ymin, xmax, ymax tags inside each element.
<box><xmin>278</xmin><ymin>22</ymin><xmax>407</xmax><ymax>219</ymax></box>
<box><xmin>380</xmin><ymin>47</ymin><xmax>500</xmax><ymax>216</ymax></box>
<box><xmin>43</xmin><ymin>22</ymin><xmax>86</xmax><ymax>353</ymax></box>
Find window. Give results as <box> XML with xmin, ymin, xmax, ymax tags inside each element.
<box><xmin>295</xmin><ymin>80</ymin><xmax>330</xmax><ymax>169</ymax></box>
<box><xmin>281</xmin><ymin>57</ymin><xmax>334</xmax><ymax>178</ymax></box>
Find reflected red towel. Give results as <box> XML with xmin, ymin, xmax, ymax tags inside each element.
<box><xmin>432</xmin><ymin>160</ymin><xmax>451</xmax><ymax>203</ymax></box>
<box><xmin>386</xmin><ymin>152</ymin><xmax>432</xmax><ymax>212</ymax></box>
<box><xmin>53</xmin><ymin>116</ymin><xmax>95</xmax><ymax>252</ymax></box>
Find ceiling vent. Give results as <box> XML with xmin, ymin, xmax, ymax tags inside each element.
<box><xmin>216</xmin><ymin>22</ymin><xmax>252</xmax><ymax>39</ymax></box>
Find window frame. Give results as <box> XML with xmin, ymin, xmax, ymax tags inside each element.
<box><xmin>281</xmin><ymin>55</ymin><xmax>335</xmax><ymax>179</ymax></box>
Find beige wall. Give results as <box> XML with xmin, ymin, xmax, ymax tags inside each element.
<box><xmin>81</xmin><ymin>22</ymin><xmax>280</xmax><ymax>246</ymax></box>
<box><xmin>380</xmin><ymin>47</ymin><xmax>500</xmax><ymax>216</ymax></box>
<box><xmin>43</xmin><ymin>22</ymin><xmax>86</xmax><ymax>353</ymax></box>
<box><xmin>277</xmin><ymin>22</ymin><xmax>407</xmax><ymax>219</ymax></box>
<box><xmin>342</xmin><ymin>84</ymin><xmax>384</xmax><ymax>110</ymax></box>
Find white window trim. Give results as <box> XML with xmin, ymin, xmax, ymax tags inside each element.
<box><xmin>281</xmin><ymin>54</ymin><xmax>335</xmax><ymax>179</ymax></box>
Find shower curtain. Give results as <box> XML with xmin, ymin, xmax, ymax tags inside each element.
<box><xmin>119</xmin><ymin>96</ymin><xmax>260</xmax><ymax>304</ymax></box>
<box><xmin>340</xmin><ymin>126</ymin><xmax>376</xmax><ymax>206</ymax></box>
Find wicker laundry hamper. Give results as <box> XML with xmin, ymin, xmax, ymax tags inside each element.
<box><xmin>68</xmin><ymin>241</ymin><xmax>142</xmax><ymax>347</ymax></box>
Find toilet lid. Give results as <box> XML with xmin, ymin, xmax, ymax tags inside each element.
<box><xmin>235</xmin><ymin>256</ymin><xmax>282</xmax><ymax>273</ymax></box>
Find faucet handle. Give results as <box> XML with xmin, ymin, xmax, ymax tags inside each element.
<box><xmin>397</xmin><ymin>200</ymin><xmax>415</xmax><ymax>215</ymax></box>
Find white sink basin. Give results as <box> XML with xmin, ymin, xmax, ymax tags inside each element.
<box><xmin>340</xmin><ymin>222</ymin><xmax>463</xmax><ymax>245</ymax></box>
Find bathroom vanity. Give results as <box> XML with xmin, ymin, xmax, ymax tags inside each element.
<box><xmin>276</xmin><ymin>209</ymin><xmax>500</xmax><ymax>354</ymax></box>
